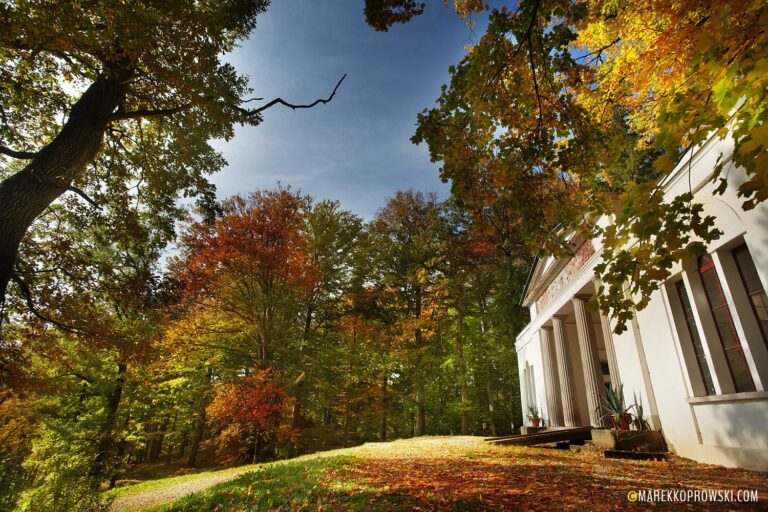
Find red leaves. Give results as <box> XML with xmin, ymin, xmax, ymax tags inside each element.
<box><xmin>208</xmin><ymin>369</ymin><xmax>288</xmax><ymax>432</ymax></box>
<box><xmin>175</xmin><ymin>188</ymin><xmax>313</xmax><ymax>297</ymax></box>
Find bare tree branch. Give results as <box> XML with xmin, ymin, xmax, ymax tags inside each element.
<box><xmin>66</xmin><ymin>184</ymin><xmax>101</xmax><ymax>209</ymax></box>
<box><xmin>248</xmin><ymin>74</ymin><xmax>347</xmax><ymax>115</ymax></box>
<box><xmin>0</xmin><ymin>145</ymin><xmax>37</xmax><ymax>159</ymax></box>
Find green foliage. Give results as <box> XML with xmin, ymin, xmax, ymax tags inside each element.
<box><xmin>18</xmin><ymin>421</ymin><xmax>106</xmax><ymax>512</ymax></box>
<box><xmin>0</xmin><ymin>450</ymin><xmax>24</xmax><ymax>511</ymax></box>
<box><xmin>602</xmin><ymin>384</ymin><xmax>627</xmax><ymax>416</ymax></box>
<box><xmin>632</xmin><ymin>393</ymin><xmax>650</xmax><ymax>432</ymax></box>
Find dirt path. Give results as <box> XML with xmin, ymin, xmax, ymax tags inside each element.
<box><xmin>110</xmin><ymin>468</ymin><xmax>253</xmax><ymax>512</ymax></box>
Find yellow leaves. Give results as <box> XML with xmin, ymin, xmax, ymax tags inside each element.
<box><xmin>739</xmin><ymin>121</ymin><xmax>768</xmax><ymax>155</ymax></box>
<box><xmin>450</xmin><ymin>0</ymin><xmax>486</xmax><ymax>20</ymax></box>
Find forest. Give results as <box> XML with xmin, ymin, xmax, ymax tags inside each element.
<box><xmin>0</xmin><ymin>185</ymin><xmax>528</xmax><ymax>510</ymax></box>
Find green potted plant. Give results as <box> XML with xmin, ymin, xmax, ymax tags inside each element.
<box><xmin>526</xmin><ymin>403</ymin><xmax>542</xmax><ymax>427</ymax></box>
<box><xmin>599</xmin><ymin>384</ymin><xmax>633</xmax><ymax>430</ymax></box>
<box><xmin>592</xmin><ymin>387</ymin><xmax>666</xmax><ymax>453</ymax></box>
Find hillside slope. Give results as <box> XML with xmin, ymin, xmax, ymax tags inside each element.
<box><xmin>110</xmin><ymin>436</ymin><xmax>767</xmax><ymax>511</ymax></box>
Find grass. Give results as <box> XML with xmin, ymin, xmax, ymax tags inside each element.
<box><xmin>114</xmin><ymin>436</ymin><xmax>768</xmax><ymax>511</ymax></box>
<box><xmin>106</xmin><ymin>464</ymin><xmax>258</xmax><ymax>499</ymax></box>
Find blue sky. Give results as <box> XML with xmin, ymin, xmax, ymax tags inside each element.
<box><xmin>210</xmin><ymin>1</ymin><xmax>486</xmax><ymax>220</ymax></box>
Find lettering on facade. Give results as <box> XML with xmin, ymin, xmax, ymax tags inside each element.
<box><xmin>535</xmin><ymin>240</ymin><xmax>595</xmax><ymax>312</ymax></box>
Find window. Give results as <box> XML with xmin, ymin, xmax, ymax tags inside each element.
<box><xmin>524</xmin><ymin>362</ymin><xmax>537</xmax><ymax>412</ymax></box>
<box><xmin>675</xmin><ymin>281</ymin><xmax>716</xmax><ymax>395</ymax></box>
<box><xmin>732</xmin><ymin>243</ymin><xmax>768</xmax><ymax>345</ymax></box>
<box><xmin>698</xmin><ymin>255</ymin><xmax>755</xmax><ymax>392</ymax></box>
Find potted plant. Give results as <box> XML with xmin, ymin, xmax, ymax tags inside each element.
<box><xmin>592</xmin><ymin>387</ymin><xmax>666</xmax><ymax>453</ymax></box>
<box><xmin>526</xmin><ymin>403</ymin><xmax>542</xmax><ymax>427</ymax></box>
<box><xmin>599</xmin><ymin>384</ymin><xmax>633</xmax><ymax>430</ymax></box>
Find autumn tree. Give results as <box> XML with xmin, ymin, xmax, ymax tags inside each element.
<box><xmin>370</xmin><ymin>190</ymin><xmax>449</xmax><ymax>436</ymax></box>
<box><xmin>0</xmin><ymin>0</ymin><xmax>345</xmax><ymax>304</ymax></box>
<box><xmin>290</xmin><ymin>200</ymin><xmax>363</xmax><ymax>449</ymax></box>
<box><xmin>175</xmin><ymin>188</ymin><xmax>311</xmax><ymax>365</ymax></box>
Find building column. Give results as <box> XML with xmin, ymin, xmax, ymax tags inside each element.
<box><xmin>551</xmin><ymin>315</ymin><xmax>580</xmax><ymax>427</ymax></box>
<box><xmin>594</xmin><ymin>280</ymin><xmax>621</xmax><ymax>391</ymax></box>
<box><xmin>572</xmin><ymin>295</ymin><xmax>608</xmax><ymax>427</ymax></box>
<box><xmin>539</xmin><ymin>327</ymin><xmax>563</xmax><ymax>427</ymax></box>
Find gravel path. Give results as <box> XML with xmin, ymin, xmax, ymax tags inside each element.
<box><xmin>110</xmin><ymin>468</ymin><xmax>254</xmax><ymax>512</ymax></box>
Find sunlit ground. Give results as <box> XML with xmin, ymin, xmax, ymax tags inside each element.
<box><xmin>118</xmin><ymin>436</ymin><xmax>768</xmax><ymax>511</ymax></box>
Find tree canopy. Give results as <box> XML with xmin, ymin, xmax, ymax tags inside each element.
<box><xmin>410</xmin><ymin>0</ymin><xmax>767</xmax><ymax>332</ymax></box>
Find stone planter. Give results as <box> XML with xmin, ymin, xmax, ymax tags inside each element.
<box><xmin>591</xmin><ymin>429</ymin><xmax>666</xmax><ymax>452</ymax></box>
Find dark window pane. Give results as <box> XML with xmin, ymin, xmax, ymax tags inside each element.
<box><xmin>733</xmin><ymin>245</ymin><xmax>764</xmax><ymax>294</ymax></box>
<box><xmin>701</xmin><ymin>268</ymin><xmax>726</xmax><ymax>308</ymax></box>
<box><xmin>675</xmin><ymin>281</ymin><xmax>716</xmax><ymax>395</ymax></box>
<box><xmin>698</xmin><ymin>253</ymin><xmax>756</xmax><ymax>393</ymax></box>
<box><xmin>751</xmin><ymin>294</ymin><xmax>768</xmax><ymax>335</ymax></box>
<box><xmin>696</xmin><ymin>355</ymin><xmax>716</xmax><ymax>396</ymax></box>
<box><xmin>712</xmin><ymin>307</ymin><xmax>740</xmax><ymax>349</ymax></box>
<box><xmin>724</xmin><ymin>349</ymin><xmax>756</xmax><ymax>393</ymax></box>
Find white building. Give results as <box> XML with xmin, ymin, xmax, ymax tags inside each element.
<box><xmin>515</xmin><ymin>128</ymin><xmax>768</xmax><ymax>470</ymax></box>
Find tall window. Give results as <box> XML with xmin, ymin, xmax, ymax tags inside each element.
<box><xmin>699</xmin><ymin>255</ymin><xmax>756</xmax><ymax>392</ymax></box>
<box><xmin>524</xmin><ymin>362</ymin><xmax>536</xmax><ymax>412</ymax></box>
<box><xmin>675</xmin><ymin>281</ymin><xmax>716</xmax><ymax>395</ymax></box>
<box><xmin>732</xmin><ymin>243</ymin><xmax>768</xmax><ymax>345</ymax></box>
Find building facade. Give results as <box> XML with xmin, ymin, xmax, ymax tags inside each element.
<box><xmin>515</xmin><ymin>129</ymin><xmax>768</xmax><ymax>470</ymax></box>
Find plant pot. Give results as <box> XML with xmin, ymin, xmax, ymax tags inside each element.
<box><xmin>591</xmin><ymin>429</ymin><xmax>666</xmax><ymax>452</ymax></box>
<box><xmin>609</xmin><ymin>413</ymin><xmax>631</xmax><ymax>430</ymax></box>
<box><xmin>531</xmin><ymin>417</ymin><xmax>541</xmax><ymax>427</ymax></box>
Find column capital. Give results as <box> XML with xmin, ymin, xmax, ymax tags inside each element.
<box><xmin>572</xmin><ymin>294</ymin><xmax>592</xmax><ymax>302</ymax></box>
<box><xmin>552</xmin><ymin>314</ymin><xmax>568</xmax><ymax>320</ymax></box>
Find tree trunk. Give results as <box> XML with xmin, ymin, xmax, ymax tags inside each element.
<box><xmin>380</xmin><ymin>375</ymin><xmax>387</xmax><ymax>441</ymax></box>
<box><xmin>150</xmin><ymin>416</ymin><xmax>169</xmax><ymax>463</ymax></box>
<box><xmin>343</xmin><ymin>397</ymin><xmax>351</xmax><ymax>442</ymax></box>
<box><xmin>486</xmin><ymin>379</ymin><xmax>497</xmax><ymax>436</ymax></box>
<box><xmin>344</xmin><ymin>318</ymin><xmax>357</xmax><ymax>443</ymax></box>
<box><xmin>416</xmin><ymin>383</ymin><xmax>426</xmax><ymax>436</ymax></box>
<box><xmin>166</xmin><ymin>412</ymin><xmax>178</xmax><ymax>465</ymax></box>
<box><xmin>93</xmin><ymin>359</ymin><xmax>127</xmax><ymax>481</ymax></box>
<box><xmin>0</xmin><ymin>76</ymin><xmax>127</xmax><ymax>301</ymax></box>
<box><xmin>252</xmin><ymin>434</ymin><xmax>261</xmax><ymax>464</ymax></box>
<box><xmin>414</xmin><ymin>318</ymin><xmax>426</xmax><ymax>437</ymax></box>
<box><xmin>178</xmin><ymin>430</ymin><xmax>188</xmax><ymax>459</ymax></box>
<box><xmin>187</xmin><ymin>367</ymin><xmax>213</xmax><ymax>467</ymax></box>
<box><xmin>456</xmin><ymin>283</ymin><xmax>470</xmax><ymax>435</ymax></box>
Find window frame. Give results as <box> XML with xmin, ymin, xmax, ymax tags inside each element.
<box><xmin>698</xmin><ymin>255</ymin><xmax>756</xmax><ymax>393</ymax></box>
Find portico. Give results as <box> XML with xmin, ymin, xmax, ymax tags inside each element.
<box><xmin>533</xmin><ymin>282</ymin><xmax>620</xmax><ymax>428</ymax></box>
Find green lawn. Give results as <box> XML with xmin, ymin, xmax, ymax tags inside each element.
<box><xmin>114</xmin><ymin>436</ymin><xmax>768</xmax><ymax>511</ymax></box>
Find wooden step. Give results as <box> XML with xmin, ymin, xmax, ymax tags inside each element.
<box><xmin>487</xmin><ymin>427</ymin><xmax>593</xmax><ymax>446</ymax></box>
